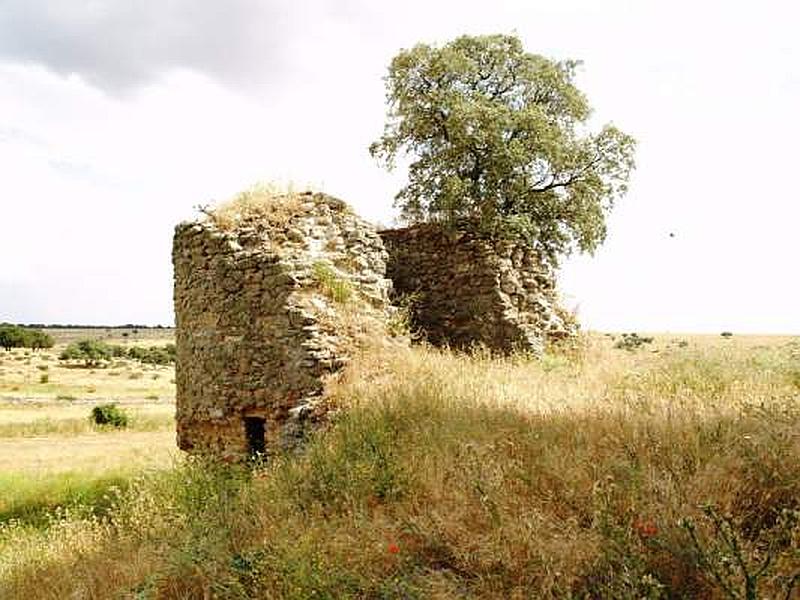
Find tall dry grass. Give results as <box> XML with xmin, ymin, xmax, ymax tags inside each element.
<box><xmin>1</xmin><ymin>335</ymin><xmax>798</xmax><ymax>598</ymax></box>
<box><xmin>205</xmin><ymin>182</ymin><xmax>315</xmax><ymax>232</ymax></box>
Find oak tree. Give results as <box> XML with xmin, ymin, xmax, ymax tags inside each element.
<box><xmin>371</xmin><ymin>34</ymin><xmax>636</xmax><ymax>265</ymax></box>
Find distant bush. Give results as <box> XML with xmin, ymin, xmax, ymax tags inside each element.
<box><xmin>90</xmin><ymin>404</ymin><xmax>128</xmax><ymax>428</ymax></box>
<box><xmin>127</xmin><ymin>344</ymin><xmax>175</xmax><ymax>366</ymax></box>
<box><xmin>0</xmin><ymin>324</ymin><xmax>29</xmax><ymax>350</ymax></box>
<box><xmin>60</xmin><ymin>341</ymin><xmax>175</xmax><ymax>367</ymax></box>
<box><xmin>614</xmin><ymin>332</ymin><xmax>654</xmax><ymax>351</ymax></box>
<box><xmin>0</xmin><ymin>324</ymin><xmax>54</xmax><ymax>351</ymax></box>
<box><xmin>720</xmin><ymin>331</ymin><xmax>734</xmax><ymax>338</ymax></box>
<box><xmin>108</xmin><ymin>345</ymin><xmax>129</xmax><ymax>358</ymax></box>
<box><xmin>60</xmin><ymin>340</ymin><xmax>112</xmax><ymax>367</ymax></box>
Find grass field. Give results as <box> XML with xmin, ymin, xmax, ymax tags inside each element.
<box><xmin>0</xmin><ymin>333</ymin><xmax>798</xmax><ymax>598</ymax></box>
<box><xmin>0</xmin><ymin>328</ymin><xmax>178</xmax><ymax>534</ymax></box>
<box><xmin>35</xmin><ymin>327</ymin><xmax>176</xmax><ymax>346</ymax></box>
<box><xmin>0</xmin><ymin>328</ymin><xmax>176</xmax><ymax>401</ymax></box>
<box><xmin>0</xmin><ymin>396</ymin><xmax>177</xmax><ymax>527</ymax></box>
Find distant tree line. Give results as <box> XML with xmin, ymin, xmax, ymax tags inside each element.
<box><xmin>20</xmin><ymin>324</ymin><xmax>172</xmax><ymax>329</ymax></box>
<box><xmin>0</xmin><ymin>323</ymin><xmax>54</xmax><ymax>351</ymax></box>
<box><xmin>59</xmin><ymin>340</ymin><xmax>176</xmax><ymax>367</ymax></box>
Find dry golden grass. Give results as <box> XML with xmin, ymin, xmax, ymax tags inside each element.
<box><xmin>0</xmin><ymin>401</ymin><xmax>174</xmax><ymax>437</ymax></box>
<box><xmin>0</xmin><ymin>347</ymin><xmax>175</xmax><ymax>400</ymax></box>
<box><xmin>0</xmin><ymin>333</ymin><xmax>798</xmax><ymax>599</ymax></box>
<box><xmin>336</xmin><ymin>332</ymin><xmax>799</xmax><ymax>415</ymax></box>
<box><xmin>0</xmin><ymin>430</ymin><xmax>177</xmax><ymax>475</ymax></box>
<box><xmin>207</xmin><ymin>181</ymin><xmax>315</xmax><ymax>231</ymax></box>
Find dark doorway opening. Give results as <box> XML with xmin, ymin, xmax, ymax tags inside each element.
<box><xmin>244</xmin><ymin>417</ymin><xmax>266</xmax><ymax>456</ymax></box>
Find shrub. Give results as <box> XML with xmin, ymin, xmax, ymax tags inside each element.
<box><xmin>126</xmin><ymin>344</ymin><xmax>175</xmax><ymax>366</ymax></box>
<box><xmin>90</xmin><ymin>404</ymin><xmax>129</xmax><ymax>428</ymax></box>
<box><xmin>0</xmin><ymin>324</ymin><xmax>26</xmax><ymax>350</ymax></box>
<box><xmin>27</xmin><ymin>330</ymin><xmax>54</xmax><ymax>350</ymax></box>
<box><xmin>614</xmin><ymin>332</ymin><xmax>654</xmax><ymax>351</ymax></box>
<box><xmin>387</xmin><ymin>292</ymin><xmax>421</xmax><ymax>338</ymax></box>
<box><xmin>60</xmin><ymin>340</ymin><xmax>112</xmax><ymax>367</ymax></box>
<box><xmin>39</xmin><ymin>374</ymin><xmax>49</xmax><ymax>384</ymax></box>
<box><xmin>680</xmin><ymin>505</ymin><xmax>799</xmax><ymax>599</ymax></box>
<box><xmin>108</xmin><ymin>345</ymin><xmax>128</xmax><ymax>358</ymax></box>
<box><xmin>0</xmin><ymin>324</ymin><xmax>53</xmax><ymax>351</ymax></box>
<box><xmin>721</xmin><ymin>331</ymin><xmax>734</xmax><ymax>338</ymax></box>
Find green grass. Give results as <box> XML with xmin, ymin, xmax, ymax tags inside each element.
<box><xmin>0</xmin><ymin>472</ymin><xmax>129</xmax><ymax>528</ymax></box>
<box><xmin>311</xmin><ymin>261</ymin><xmax>353</xmax><ymax>304</ymax></box>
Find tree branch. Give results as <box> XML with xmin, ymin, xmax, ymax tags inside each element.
<box><xmin>530</xmin><ymin>153</ymin><xmax>602</xmax><ymax>193</ymax></box>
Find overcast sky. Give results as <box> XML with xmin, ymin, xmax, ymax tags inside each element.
<box><xmin>1</xmin><ymin>0</ymin><xmax>797</xmax><ymax>333</ymax></box>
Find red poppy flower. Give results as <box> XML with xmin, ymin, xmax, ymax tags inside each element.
<box><xmin>387</xmin><ymin>543</ymin><xmax>400</xmax><ymax>554</ymax></box>
<box><xmin>634</xmin><ymin>519</ymin><xmax>658</xmax><ymax>537</ymax></box>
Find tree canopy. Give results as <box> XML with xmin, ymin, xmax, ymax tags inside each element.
<box><xmin>59</xmin><ymin>340</ymin><xmax>176</xmax><ymax>367</ymax></box>
<box><xmin>0</xmin><ymin>324</ymin><xmax>54</xmax><ymax>351</ymax></box>
<box><xmin>370</xmin><ymin>34</ymin><xmax>636</xmax><ymax>265</ymax></box>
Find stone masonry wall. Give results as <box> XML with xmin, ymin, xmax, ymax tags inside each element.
<box><xmin>173</xmin><ymin>192</ymin><xmax>394</xmax><ymax>460</ymax></box>
<box><xmin>380</xmin><ymin>224</ymin><xmax>577</xmax><ymax>355</ymax></box>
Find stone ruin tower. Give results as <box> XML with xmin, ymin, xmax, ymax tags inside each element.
<box><xmin>173</xmin><ymin>191</ymin><xmax>395</xmax><ymax>460</ymax></box>
<box><xmin>380</xmin><ymin>224</ymin><xmax>577</xmax><ymax>355</ymax></box>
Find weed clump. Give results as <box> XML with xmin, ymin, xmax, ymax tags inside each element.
<box><xmin>311</xmin><ymin>261</ymin><xmax>353</xmax><ymax>304</ymax></box>
<box><xmin>90</xmin><ymin>404</ymin><xmax>128</xmax><ymax>428</ymax></box>
<box><xmin>205</xmin><ymin>182</ymin><xmax>309</xmax><ymax>231</ymax></box>
<box><xmin>614</xmin><ymin>332</ymin><xmax>654</xmax><ymax>351</ymax></box>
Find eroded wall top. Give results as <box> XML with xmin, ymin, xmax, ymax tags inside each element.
<box><xmin>380</xmin><ymin>224</ymin><xmax>577</xmax><ymax>354</ymax></box>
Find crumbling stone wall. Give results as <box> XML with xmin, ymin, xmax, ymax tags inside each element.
<box><xmin>380</xmin><ymin>224</ymin><xmax>576</xmax><ymax>354</ymax></box>
<box><xmin>173</xmin><ymin>192</ymin><xmax>394</xmax><ymax>460</ymax></box>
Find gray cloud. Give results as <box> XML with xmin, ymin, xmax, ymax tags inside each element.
<box><xmin>0</xmin><ymin>1</ymin><xmax>300</xmax><ymax>92</ymax></box>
